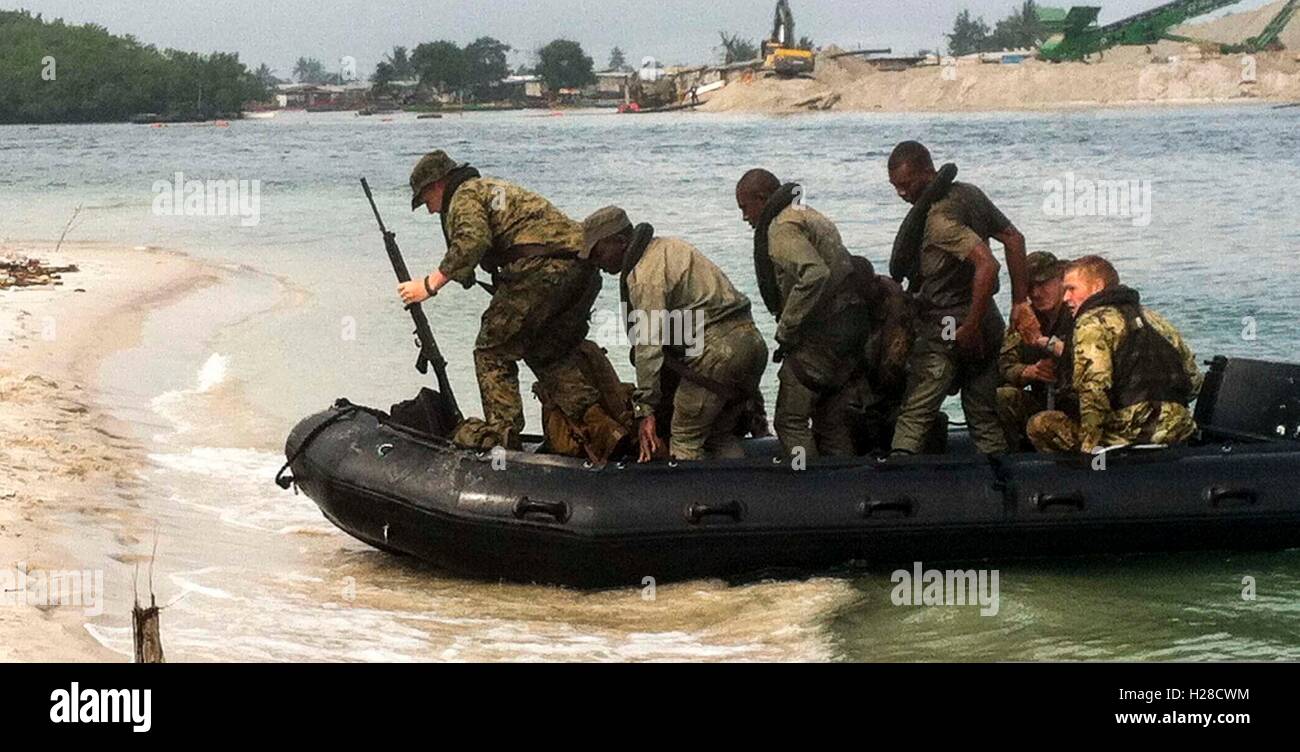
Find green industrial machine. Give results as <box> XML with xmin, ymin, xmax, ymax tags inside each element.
<box><xmin>1035</xmin><ymin>0</ymin><xmax>1291</xmax><ymax>61</ymax></box>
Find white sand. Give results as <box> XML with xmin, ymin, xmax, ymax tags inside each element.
<box><xmin>0</xmin><ymin>242</ymin><xmax>221</xmax><ymax>661</ymax></box>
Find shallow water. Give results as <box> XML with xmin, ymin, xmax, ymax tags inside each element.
<box><xmin>3</xmin><ymin>106</ymin><xmax>1299</xmax><ymax>661</ymax></box>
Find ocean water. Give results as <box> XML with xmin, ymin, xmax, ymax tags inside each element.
<box><xmin>3</xmin><ymin>106</ymin><xmax>1299</xmax><ymax>661</ymax></box>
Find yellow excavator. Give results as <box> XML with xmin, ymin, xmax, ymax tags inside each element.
<box><xmin>762</xmin><ymin>0</ymin><xmax>815</xmax><ymax>76</ymax></box>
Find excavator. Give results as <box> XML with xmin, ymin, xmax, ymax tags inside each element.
<box><xmin>1038</xmin><ymin>0</ymin><xmax>1298</xmax><ymax>61</ymax></box>
<box><xmin>761</xmin><ymin>0</ymin><xmax>815</xmax><ymax>76</ymax></box>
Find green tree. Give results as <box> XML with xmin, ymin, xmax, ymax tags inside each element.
<box><xmin>989</xmin><ymin>1</ymin><xmax>1047</xmax><ymax>50</ymax></box>
<box><xmin>718</xmin><ymin>32</ymin><xmax>759</xmax><ymax>64</ymax></box>
<box><xmin>464</xmin><ymin>36</ymin><xmax>511</xmax><ymax>97</ymax></box>
<box><xmin>947</xmin><ymin>10</ymin><xmax>991</xmax><ymax>56</ymax></box>
<box><xmin>253</xmin><ymin>63</ymin><xmax>279</xmax><ymax>88</ymax></box>
<box><xmin>0</xmin><ymin>10</ymin><xmax>264</xmax><ymax>123</ymax></box>
<box><xmin>384</xmin><ymin>46</ymin><xmax>414</xmax><ymax>79</ymax></box>
<box><xmin>411</xmin><ymin>40</ymin><xmax>466</xmax><ymax>92</ymax></box>
<box><xmin>608</xmin><ymin>46</ymin><xmax>628</xmax><ymax>70</ymax></box>
<box><xmin>536</xmin><ymin>39</ymin><xmax>595</xmax><ymax>92</ymax></box>
<box><xmin>293</xmin><ymin>57</ymin><xmax>328</xmax><ymax>83</ymax></box>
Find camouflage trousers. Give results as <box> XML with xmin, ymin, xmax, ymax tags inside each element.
<box><xmin>774</xmin><ymin>341</ymin><xmax>858</xmax><ymax>459</ymax></box>
<box><xmin>891</xmin><ymin>317</ymin><xmax>1009</xmax><ymax>456</ymax></box>
<box><xmin>472</xmin><ymin>257</ymin><xmax>603</xmax><ymax>449</ymax></box>
<box><xmin>1026</xmin><ymin>401</ymin><xmax>1197</xmax><ymax>453</ymax></box>
<box><xmin>670</xmin><ymin>320</ymin><xmax>768</xmax><ymax>461</ymax></box>
<box><xmin>997</xmin><ymin>386</ymin><xmax>1050</xmax><ymax>452</ymax></box>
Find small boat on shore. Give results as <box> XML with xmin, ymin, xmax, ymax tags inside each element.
<box><xmin>281</xmin><ymin>357</ymin><xmax>1300</xmax><ymax>588</ymax></box>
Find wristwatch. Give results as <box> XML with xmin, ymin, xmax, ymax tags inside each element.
<box><xmin>423</xmin><ymin>274</ymin><xmax>437</xmax><ymax>298</ymax></box>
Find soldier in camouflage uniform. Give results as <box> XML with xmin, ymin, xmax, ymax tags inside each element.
<box><xmin>996</xmin><ymin>251</ymin><xmax>1076</xmax><ymax>450</ymax></box>
<box><xmin>582</xmin><ymin>206</ymin><xmax>768</xmax><ymax>462</ymax></box>
<box><xmin>1025</xmin><ymin>255</ymin><xmax>1202</xmax><ymax>453</ymax></box>
<box><xmin>885</xmin><ymin>141</ymin><xmax>1034</xmax><ymax>456</ymax></box>
<box><xmin>397</xmin><ymin>150</ymin><xmax>606</xmax><ymax>451</ymax></box>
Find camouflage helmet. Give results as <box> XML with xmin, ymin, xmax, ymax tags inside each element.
<box><xmin>1027</xmin><ymin>251</ymin><xmax>1065</xmax><ymax>285</ymax></box>
<box><xmin>409</xmin><ymin>150</ymin><xmax>464</xmax><ymax>210</ymax></box>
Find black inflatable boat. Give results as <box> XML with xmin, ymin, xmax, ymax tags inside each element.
<box><xmin>280</xmin><ymin>357</ymin><xmax>1300</xmax><ymax>588</ymax></box>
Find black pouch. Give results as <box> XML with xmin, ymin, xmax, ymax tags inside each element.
<box><xmin>388</xmin><ymin>388</ymin><xmax>457</xmax><ymax>438</ymax></box>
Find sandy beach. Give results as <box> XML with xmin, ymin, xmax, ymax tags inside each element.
<box><xmin>0</xmin><ymin>242</ymin><xmax>222</xmax><ymax>661</ymax></box>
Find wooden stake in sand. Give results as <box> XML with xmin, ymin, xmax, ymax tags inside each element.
<box><xmin>132</xmin><ymin>595</ymin><xmax>166</xmax><ymax>664</ymax></box>
<box><xmin>132</xmin><ymin>537</ymin><xmax>165</xmax><ymax>663</ymax></box>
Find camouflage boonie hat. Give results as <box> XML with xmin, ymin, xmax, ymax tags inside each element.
<box><xmin>581</xmin><ymin>206</ymin><xmax>632</xmax><ymax>259</ymax></box>
<box><xmin>1027</xmin><ymin>251</ymin><xmax>1064</xmax><ymax>285</ymax></box>
<box><xmin>409</xmin><ymin>150</ymin><xmax>463</xmax><ymax>210</ymax></box>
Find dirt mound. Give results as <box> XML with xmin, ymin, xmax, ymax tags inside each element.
<box><xmin>1174</xmin><ymin>0</ymin><xmax>1300</xmax><ymax>48</ymax></box>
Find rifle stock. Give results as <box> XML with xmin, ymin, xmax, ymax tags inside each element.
<box><xmin>360</xmin><ymin>177</ymin><xmax>463</xmax><ymax>424</ymax></box>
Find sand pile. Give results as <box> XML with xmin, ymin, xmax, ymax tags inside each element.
<box><xmin>702</xmin><ymin>30</ymin><xmax>1300</xmax><ymax>113</ymax></box>
<box><xmin>1173</xmin><ymin>0</ymin><xmax>1300</xmax><ymax>48</ymax></box>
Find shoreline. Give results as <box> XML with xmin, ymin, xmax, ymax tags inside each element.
<box><xmin>699</xmin><ymin>50</ymin><xmax>1300</xmax><ymax>115</ymax></box>
<box><xmin>0</xmin><ymin>241</ymin><xmax>225</xmax><ymax>661</ymax></box>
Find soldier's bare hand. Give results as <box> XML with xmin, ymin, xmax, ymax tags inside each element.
<box><xmin>1013</xmin><ymin>301</ymin><xmax>1041</xmax><ymax>342</ymax></box>
<box><xmin>1024</xmin><ymin>358</ymin><xmax>1056</xmax><ymax>383</ymax></box>
<box><xmin>954</xmin><ymin>322</ymin><xmax>982</xmax><ymax>356</ymax></box>
<box><xmin>398</xmin><ymin>279</ymin><xmax>430</xmax><ymax>306</ymax></box>
<box><xmin>637</xmin><ymin>416</ymin><xmax>664</xmax><ymax>463</ymax></box>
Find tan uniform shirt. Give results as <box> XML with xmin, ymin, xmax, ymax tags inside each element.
<box><xmin>626</xmin><ymin>236</ymin><xmax>753</xmax><ymax>416</ymax></box>
<box><xmin>767</xmin><ymin>204</ymin><xmax>856</xmax><ymax>348</ymax></box>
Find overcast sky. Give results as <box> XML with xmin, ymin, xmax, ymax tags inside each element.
<box><xmin>2</xmin><ymin>0</ymin><xmax>1276</xmax><ymax>77</ymax></box>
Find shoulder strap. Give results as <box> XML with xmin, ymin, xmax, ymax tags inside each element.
<box><xmin>889</xmin><ymin>163</ymin><xmax>957</xmax><ymax>287</ymax></box>
<box><xmin>753</xmin><ymin>183</ymin><xmax>801</xmax><ymax>319</ymax></box>
<box><xmin>438</xmin><ymin>166</ymin><xmax>482</xmax><ymax>248</ymax></box>
<box><xmin>619</xmin><ymin>223</ymin><xmax>657</xmax><ymax>336</ymax></box>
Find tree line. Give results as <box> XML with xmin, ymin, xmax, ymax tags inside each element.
<box><xmin>947</xmin><ymin>1</ymin><xmax>1048</xmax><ymax>57</ymax></box>
<box><xmin>0</xmin><ymin>10</ymin><xmax>267</xmax><ymax>124</ymax></box>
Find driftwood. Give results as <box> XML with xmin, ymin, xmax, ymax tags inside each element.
<box><xmin>0</xmin><ymin>258</ymin><xmax>80</xmax><ymax>290</ymax></box>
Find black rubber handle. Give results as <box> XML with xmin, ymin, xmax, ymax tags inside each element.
<box><xmin>859</xmin><ymin>498</ymin><xmax>914</xmax><ymax>518</ymax></box>
<box><xmin>686</xmin><ymin>500</ymin><xmax>744</xmax><ymax>524</ymax></box>
<box><xmin>1032</xmin><ymin>492</ymin><xmax>1085</xmax><ymax>511</ymax></box>
<box><xmin>512</xmin><ymin>496</ymin><xmax>570</xmax><ymax>523</ymax></box>
<box><xmin>1205</xmin><ymin>486</ymin><xmax>1257</xmax><ymax>507</ymax></box>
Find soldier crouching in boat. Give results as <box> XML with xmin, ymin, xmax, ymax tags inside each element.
<box><xmin>996</xmin><ymin>251</ymin><xmax>1077</xmax><ymax>451</ymax></box>
<box><xmin>1026</xmin><ymin>255</ymin><xmax>1201</xmax><ymax>453</ymax></box>
<box><xmin>582</xmin><ymin>206</ymin><xmax>768</xmax><ymax>462</ymax></box>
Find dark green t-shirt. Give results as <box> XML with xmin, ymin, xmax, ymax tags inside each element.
<box><xmin>915</xmin><ymin>182</ymin><xmax>1011</xmax><ymax>316</ymax></box>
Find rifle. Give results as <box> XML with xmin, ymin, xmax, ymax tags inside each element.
<box><xmin>360</xmin><ymin>177</ymin><xmax>463</xmax><ymax>424</ymax></box>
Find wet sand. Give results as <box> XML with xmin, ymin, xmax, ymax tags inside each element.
<box><xmin>0</xmin><ymin>242</ymin><xmax>223</xmax><ymax>661</ymax></box>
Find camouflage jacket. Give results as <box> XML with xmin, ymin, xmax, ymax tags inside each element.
<box><xmin>999</xmin><ymin>304</ymin><xmax>1074</xmax><ymax>390</ymax></box>
<box><xmin>438</xmin><ymin>177</ymin><xmax>584</xmax><ymax>287</ymax></box>
<box><xmin>1072</xmin><ymin>304</ymin><xmax>1202</xmax><ymax>450</ymax></box>
<box><xmin>767</xmin><ymin>204</ymin><xmax>858</xmax><ymax>348</ymax></box>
